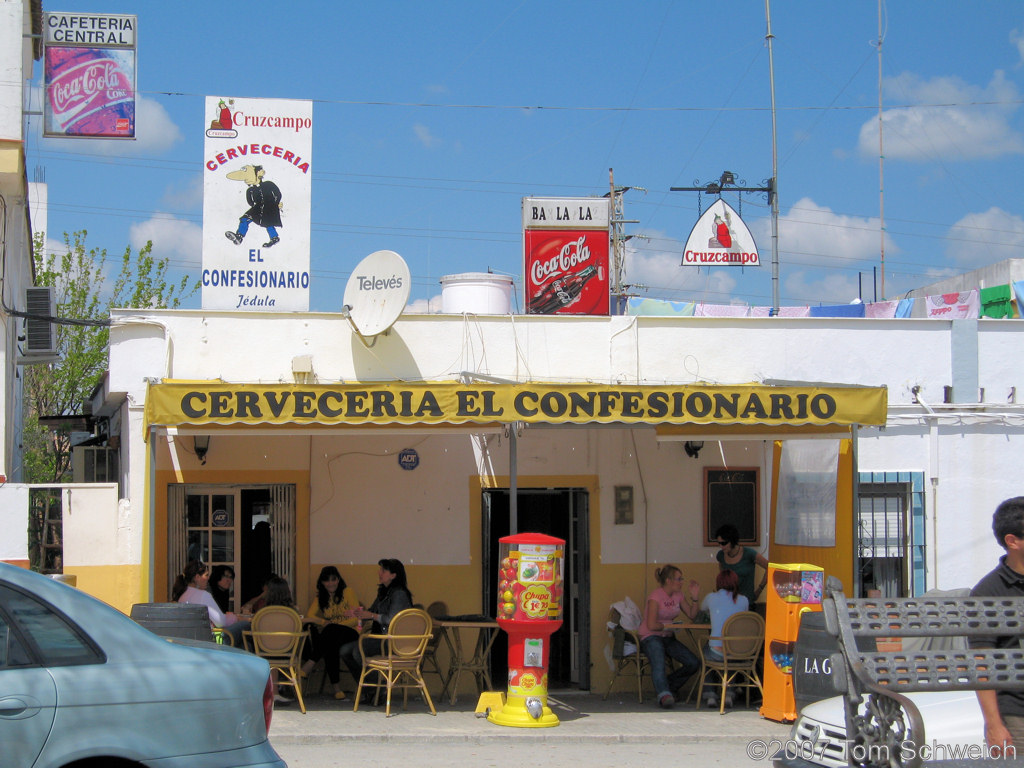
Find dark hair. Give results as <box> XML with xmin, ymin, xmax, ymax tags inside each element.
<box><xmin>715</xmin><ymin>568</ymin><xmax>741</xmax><ymax>602</ymax></box>
<box><xmin>171</xmin><ymin>560</ymin><xmax>208</xmax><ymax>602</ymax></box>
<box><xmin>654</xmin><ymin>564</ymin><xmax>682</xmax><ymax>587</ymax></box>
<box><xmin>378</xmin><ymin>558</ymin><xmax>412</xmax><ymax>602</ymax></box>
<box><xmin>316</xmin><ymin>565</ymin><xmax>348</xmax><ymax>612</ymax></box>
<box><xmin>209</xmin><ymin>565</ymin><xmax>235</xmax><ymax>612</ymax></box>
<box><xmin>264</xmin><ymin>576</ymin><xmax>294</xmax><ymax>608</ymax></box>
<box><xmin>993</xmin><ymin>497</ymin><xmax>1024</xmax><ymax>549</ymax></box>
<box><xmin>714</xmin><ymin>524</ymin><xmax>740</xmax><ymax>547</ymax></box>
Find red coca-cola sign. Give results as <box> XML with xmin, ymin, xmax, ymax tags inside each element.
<box><xmin>524</xmin><ymin>230</ymin><xmax>609</xmax><ymax>315</ymax></box>
<box><xmin>44</xmin><ymin>47</ymin><xmax>135</xmax><ymax>138</ymax></box>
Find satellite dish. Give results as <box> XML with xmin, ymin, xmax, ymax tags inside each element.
<box><xmin>342</xmin><ymin>250</ymin><xmax>411</xmax><ymax>338</ymax></box>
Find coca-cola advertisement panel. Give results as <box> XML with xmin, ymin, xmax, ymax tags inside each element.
<box><xmin>525</xmin><ymin>230</ymin><xmax>610</xmax><ymax>315</ymax></box>
<box><xmin>43</xmin><ymin>13</ymin><xmax>137</xmax><ymax>139</ymax></box>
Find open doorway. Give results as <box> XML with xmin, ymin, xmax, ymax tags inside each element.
<box><xmin>482</xmin><ymin>487</ymin><xmax>590</xmax><ymax>690</ymax></box>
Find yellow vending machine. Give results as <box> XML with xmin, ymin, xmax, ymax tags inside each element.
<box><xmin>759</xmin><ymin>562</ymin><xmax>824</xmax><ymax>723</ymax></box>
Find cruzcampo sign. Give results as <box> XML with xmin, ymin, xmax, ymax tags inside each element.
<box><xmin>145</xmin><ymin>381</ymin><xmax>887</xmax><ymax>431</ymax></box>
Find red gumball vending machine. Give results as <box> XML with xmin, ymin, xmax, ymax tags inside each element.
<box><xmin>488</xmin><ymin>533</ymin><xmax>564</xmax><ymax>728</ymax></box>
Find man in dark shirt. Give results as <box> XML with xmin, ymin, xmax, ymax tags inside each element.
<box><xmin>971</xmin><ymin>496</ymin><xmax>1024</xmax><ymax>752</ymax></box>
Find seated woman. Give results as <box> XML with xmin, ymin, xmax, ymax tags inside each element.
<box><xmin>340</xmin><ymin>558</ymin><xmax>413</xmax><ymax>699</ymax></box>
<box><xmin>700</xmin><ymin>568</ymin><xmax>749</xmax><ymax>708</ymax></box>
<box><xmin>638</xmin><ymin>564</ymin><xmax>702</xmax><ymax>709</ymax></box>
<box><xmin>209</xmin><ymin>565</ymin><xmax>235</xmax><ymax>614</ymax></box>
<box><xmin>299</xmin><ymin>565</ymin><xmax>360</xmax><ymax>700</ymax></box>
<box><xmin>172</xmin><ymin>560</ymin><xmax>249</xmax><ymax>646</ymax></box>
<box><xmin>253</xmin><ymin>575</ymin><xmax>299</xmax><ymax>706</ymax></box>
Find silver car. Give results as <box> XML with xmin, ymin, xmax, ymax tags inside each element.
<box><xmin>0</xmin><ymin>563</ymin><xmax>286</xmax><ymax>767</ymax></box>
<box><xmin>777</xmin><ymin>691</ymin><xmax>986</xmax><ymax>768</ymax></box>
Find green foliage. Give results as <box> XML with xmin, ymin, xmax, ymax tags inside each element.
<box><xmin>23</xmin><ymin>231</ymin><xmax>198</xmax><ymax>483</ymax></box>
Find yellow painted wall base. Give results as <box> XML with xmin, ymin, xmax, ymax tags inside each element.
<box><xmin>62</xmin><ymin>564</ymin><xmax>145</xmax><ymax>615</ymax></box>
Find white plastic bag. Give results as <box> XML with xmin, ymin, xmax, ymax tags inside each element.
<box><xmin>611</xmin><ymin>595</ymin><xmax>643</xmax><ymax>632</ymax></box>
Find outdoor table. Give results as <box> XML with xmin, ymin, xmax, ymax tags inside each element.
<box><xmin>437</xmin><ymin>616</ymin><xmax>500</xmax><ymax>705</ymax></box>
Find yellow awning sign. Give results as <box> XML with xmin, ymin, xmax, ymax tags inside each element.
<box><xmin>145</xmin><ymin>380</ymin><xmax>887</xmax><ymax>431</ymax></box>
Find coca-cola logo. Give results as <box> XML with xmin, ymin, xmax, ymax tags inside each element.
<box><xmin>49</xmin><ymin>59</ymin><xmax>126</xmax><ymax>116</ymax></box>
<box><xmin>530</xmin><ymin>236</ymin><xmax>591</xmax><ymax>284</ymax></box>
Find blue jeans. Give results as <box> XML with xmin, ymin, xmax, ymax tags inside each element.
<box><xmin>640</xmin><ymin>634</ymin><xmax>700</xmax><ymax>699</ymax></box>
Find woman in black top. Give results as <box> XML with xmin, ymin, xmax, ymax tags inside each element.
<box><xmin>209</xmin><ymin>565</ymin><xmax>235</xmax><ymax>613</ymax></box>
<box><xmin>339</xmin><ymin>558</ymin><xmax>413</xmax><ymax>685</ymax></box>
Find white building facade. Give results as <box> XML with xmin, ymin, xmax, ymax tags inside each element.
<box><xmin>55</xmin><ymin>308</ymin><xmax>1023</xmax><ymax>693</ymax></box>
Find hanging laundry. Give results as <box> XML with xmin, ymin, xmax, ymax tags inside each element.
<box><xmin>695</xmin><ymin>302</ymin><xmax>750</xmax><ymax>317</ymax></box>
<box><xmin>895</xmin><ymin>298</ymin><xmax>915</xmax><ymax>318</ymax></box>
<box><xmin>979</xmin><ymin>284</ymin><xmax>1013</xmax><ymax>319</ymax></box>
<box><xmin>625</xmin><ymin>297</ymin><xmax>696</xmax><ymax>316</ymax></box>
<box><xmin>808</xmin><ymin>303</ymin><xmax>866</xmax><ymax>318</ymax></box>
<box><xmin>864</xmin><ymin>300</ymin><xmax>899</xmax><ymax>319</ymax></box>
<box><xmin>925</xmin><ymin>290</ymin><xmax>979</xmax><ymax>319</ymax></box>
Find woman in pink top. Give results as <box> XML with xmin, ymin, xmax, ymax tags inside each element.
<box><xmin>639</xmin><ymin>564</ymin><xmax>702</xmax><ymax>709</ymax></box>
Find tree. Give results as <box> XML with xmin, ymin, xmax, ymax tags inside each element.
<box><xmin>23</xmin><ymin>230</ymin><xmax>198</xmax><ymax>483</ymax></box>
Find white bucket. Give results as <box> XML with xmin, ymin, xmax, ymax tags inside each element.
<box><xmin>440</xmin><ymin>273</ymin><xmax>514</xmax><ymax>315</ymax></box>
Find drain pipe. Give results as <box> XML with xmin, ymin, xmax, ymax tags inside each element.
<box><xmin>912</xmin><ymin>387</ymin><xmax>940</xmax><ymax>590</ymax></box>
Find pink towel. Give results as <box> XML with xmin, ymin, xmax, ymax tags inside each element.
<box><xmin>695</xmin><ymin>302</ymin><xmax>749</xmax><ymax>317</ymax></box>
<box><xmin>864</xmin><ymin>300</ymin><xmax>898</xmax><ymax>319</ymax></box>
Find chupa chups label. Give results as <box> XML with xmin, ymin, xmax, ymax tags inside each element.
<box><xmin>497</xmin><ymin>550</ymin><xmax>563</xmax><ymax>620</ymax></box>
<box><xmin>508</xmin><ymin>667</ymin><xmax>547</xmax><ymax>696</ymax></box>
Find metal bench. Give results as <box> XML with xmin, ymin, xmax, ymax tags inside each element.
<box><xmin>823</xmin><ymin>585</ymin><xmax>1024</xmax><ymax>767</ymax></box>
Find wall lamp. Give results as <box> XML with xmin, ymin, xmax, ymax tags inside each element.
<box><xmin>683</xmin><ymin>440</ymin><xmax>704</xmax><ymax>459</ymax></box>
<box><xmin>194</xmin><ymin>435</ymin><xmax>210</xmax><ymax>465</ymax></box>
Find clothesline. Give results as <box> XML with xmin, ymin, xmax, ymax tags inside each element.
<box><xmin>627</xmin><ymin>282</ymin><xmax>1022</xmax><ymax>320</ymax></box>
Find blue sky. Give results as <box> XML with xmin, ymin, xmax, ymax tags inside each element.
<box><xmin>25</xmin><ymin>1</ymin><xmax>1024</xmax><ymax>312</ymax></box>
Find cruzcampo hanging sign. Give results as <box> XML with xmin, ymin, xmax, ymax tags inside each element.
<box><xmin>681</xmin><ymin>199</ymin><xmax>760</xmax><ymax>267</ymax></box>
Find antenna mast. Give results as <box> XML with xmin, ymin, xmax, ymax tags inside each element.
<box><xmin>876</xmin><ymin>0</ymin><xmax>886</xmax><ymax>299</ymax></box>
<box><xmin>766</xmin><ymin>0</ymin><xmax>780</xmax><ymax>313</ymax></box>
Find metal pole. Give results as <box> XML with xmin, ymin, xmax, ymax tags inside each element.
<box><xmin>509</xmin><ymin>427</ymin><xmax>518</xmax><ymax>535</ymax></box>
<box><xmin>877</xmin><ymin>0</ymin><xmax>886</xmax><ymax>299</ymax></box>
<box><xmin>766</xmin><ymin>0</ymin><xmax>780</xmax><ymax>313</ymax></box>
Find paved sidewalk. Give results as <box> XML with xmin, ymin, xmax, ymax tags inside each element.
<box><xmin>269</xmin><ymin>689</ymin><xmax>794</xmax><ymax>746</ymax></box>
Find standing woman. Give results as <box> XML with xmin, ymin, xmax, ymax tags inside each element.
<box><xmin>714</xmin><ymin>524</ymin><xmax>769</xmax><ymax>607</ymax></box>
<box><xmin>341</xmin><ymin>558</ymin><xmax>413</xmax><ymax>687</ymax></box>
<box><xmin>172</xmin><ymin>560</ymin><xmax>247</xmax><ymax>645</ymax></box>
<box><xmin>300</xmin><ymin>565</ymin><xmax>360</xmax><ymax>700</ymax></box>
<box><xmin>638</xmin><ymin>564</ymin><xmax>702</xmax><ymax>709</ymax></box>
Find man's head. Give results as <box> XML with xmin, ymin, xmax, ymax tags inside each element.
<box><xmin>992</xmin><ymin>497</ymin><xmax>1024</xmax><ymax>550</ymax></box>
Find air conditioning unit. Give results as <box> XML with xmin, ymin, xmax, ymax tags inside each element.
<box><xmin>19</xmin><ymin>286</ymin><xmax>58</xmax><ymax>364</ymax></box>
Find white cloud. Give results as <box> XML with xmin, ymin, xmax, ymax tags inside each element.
<box><xmin>129</xmin><ymin>215</ymin><xmax>202</xmax><ymax>266</ymax></box>
<box><xmin>1013</xmin><ymin>29</ymin><xmax>1024</xmax><ymax>67</ymax></box>
<box><xmin>857</xmin><ymin>71</ymin><xmax>1024</xmax><ymax>161</ymax></box>
<box><xmin>945</xmin><ymin>206</ymin><xmax>1024</xmax><ymax>266</ymax></box>
<box><xmin>623</xmin><ymin>233</ymin><xmax>738</xmax><ymax>301</ymax></box>
<box><xmin>783</xmin><ymin>270</ymin><xmax>861</xmax><ymax>305</ymax></box>
<box><xmin>405</xmin><ymin>295</ymin><xmax>443</xmax><ymax>314</ymax></box>
<box><xmin>753</xmin><ymin>197</ymin><xmax>894</xmax><ymax>267</ymax></box>
<box><xmin>161</xmin><ymin>174</ymin><xmax>204</xmax><ymax>211</ymax></box>
<box><xmin>413</xmin><ymin>123</ymin><xmax>441</xmax><ymax>149</ymax></box>
<box><xmin>39</xmin><ymin>93</ymin><xmax>183</xmax><ymax>156</ymax></box>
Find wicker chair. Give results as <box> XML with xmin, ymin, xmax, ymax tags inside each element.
<box><xmin>695</xmin><ymin>611</ymin><xmax>764</xmax><ymax>714</ymax></box>
<box><xmin>243</xmin><ymin>606</ymin><xmax>309</xmax><ymax>714</ymax></box>
<box><xmin>354</xmin><ymin>607</ymin><xmax>436</xmax><ymax>717</ymax></box>
<box><xmin>603</xmin><ymin>606</ymin><xmax>650</xmax><ymax>702</ymax></box>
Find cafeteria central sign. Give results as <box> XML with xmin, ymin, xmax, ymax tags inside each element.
<box><xmin>146</xmin><ymin>381</ymin><xmax>887</xmax><ymax>430</ymax></box>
